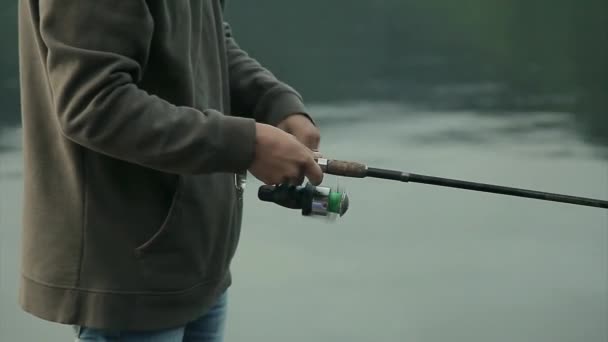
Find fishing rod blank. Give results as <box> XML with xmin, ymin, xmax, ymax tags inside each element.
<box><xmin>316</xmin><ymin>158</ymin><xmax>608</xmax><ymax>209</ymax></box>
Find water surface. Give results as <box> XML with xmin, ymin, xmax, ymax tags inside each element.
<box><xmin>1</xmin><ymin>103</ymin><xmax>606</xmax><ymax>341</ymax></box>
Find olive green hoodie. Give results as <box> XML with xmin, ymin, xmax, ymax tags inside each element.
<box><xmin>18</xmin><ymin>0</ymin><xmax>308</xmax><ymax>331</ymax></box>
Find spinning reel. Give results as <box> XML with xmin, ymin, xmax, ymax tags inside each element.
<box><xmin>258</xmin><ymin>182</ymin><xmax>350</xmax><ymax>220</ymax></box>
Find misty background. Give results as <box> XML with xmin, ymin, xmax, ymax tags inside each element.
<box><xmin>1</xmin><ymin>1</ymin><xmax>607</xmax><ymax>341</ymax></box>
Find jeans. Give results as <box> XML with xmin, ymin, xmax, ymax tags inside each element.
<box><xmin>73</xmin><ymin>291</ymin><xmax>227</xmax><ymax>342</ymax></box>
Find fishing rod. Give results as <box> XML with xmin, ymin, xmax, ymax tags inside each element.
<box><xmin>258</xmin><ymin>158</ymin><xmax>608</xmax><ymax>219</ymax></box>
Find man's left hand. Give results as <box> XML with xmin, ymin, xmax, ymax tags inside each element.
<box><xmin>276</xmin><ymin>114</ymin><xmax>320</xmax><ymax>151</ymax></box>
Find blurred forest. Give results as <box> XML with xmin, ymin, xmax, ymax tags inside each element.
<box><xmin>1</xmin><ymin>0</ymin><xmax>606</xmax><ymax>147</ymax></box>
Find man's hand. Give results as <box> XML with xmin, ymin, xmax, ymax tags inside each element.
<box><xmin>249</xmin><ymin>123</ymin><xmax>323</xmax><ymax>186</ymax></box>
<box><xmin>276</xmin><ymin>114</ymin><xmax>321</xmax><ymax>151</ymax></box>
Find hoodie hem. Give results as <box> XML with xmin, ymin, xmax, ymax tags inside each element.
<box><xmin>19</xmin><ymin>272</ymin><xmax>231</xmax><ymax>331</ymax></box>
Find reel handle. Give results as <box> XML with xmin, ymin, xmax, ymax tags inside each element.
<box><xmin>258</xmin><ymin>184</ymin><xmax>303</xmax><ymax>210</ymax></box>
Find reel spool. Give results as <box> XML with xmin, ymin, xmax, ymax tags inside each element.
<box><xmin>258</xmin><ymin>182</ymin><xmax>349</xmax><ymax>220</ymax></box>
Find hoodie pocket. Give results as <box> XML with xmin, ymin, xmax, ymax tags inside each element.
<box><xmin>134</xmin><ymin>177</ymin><xmax>184</xmax><ymax>256</ymax></box>
<box><xmin>133</xmin><ymin>174</ymin><xmax>238</xmax><ymax>291</ymax></box>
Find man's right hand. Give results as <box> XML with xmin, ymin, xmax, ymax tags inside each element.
<box><xmin>249</xmin><ymin>123</ymin><xmax>324</xmax><ymax>186</ymax></box>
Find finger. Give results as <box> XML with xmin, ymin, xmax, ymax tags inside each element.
<box><xmin>293</xmin><ymin>171</ymin><xmax>305</xmax><ymax>186</ymax></box>
<box><xmin>303</xmin><ymin>155</ymin><xmax>324</xmax><ymax>186</ymax></box>
<box><xmin>294</xmin><ymin>128</ymin><xmax>320</xmax><ymax>151</ymax></box>
<box><xmin>283</xmin><ymin>170</ymin><xmax>304</xmax><ymax>186</ymax></box>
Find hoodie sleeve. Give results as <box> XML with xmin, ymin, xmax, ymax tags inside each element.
<box><xmin>39</xmin><ymin>0</ymin><xmax>256</xmax><ymax>175</ymax></box>
<box><xmin>223</xmin><ymin>22</ymin><xmax>315</xmax><ymax>127</ymax></box>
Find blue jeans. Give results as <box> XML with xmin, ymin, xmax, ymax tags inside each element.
<box><xmin>73</xmin><ymin>292</ymin><xmax>227</xmax><ymax>342</ymax></box>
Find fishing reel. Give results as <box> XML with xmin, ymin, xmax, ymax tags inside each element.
<box><xmin>258</xmin><ymin>182</ymin><xmax>349</xmax><ymax>220</ymax></box>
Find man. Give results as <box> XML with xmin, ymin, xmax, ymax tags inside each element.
<box><xmin>18</xmin><ymin>0</ymin><xmax>323</xmax><ymax>341</ymax></box>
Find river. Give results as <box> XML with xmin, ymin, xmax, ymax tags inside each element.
<box><xmin>1</xmin><ymin>102</ymin><xmax>607</xmax><ymax>341</ymax></box>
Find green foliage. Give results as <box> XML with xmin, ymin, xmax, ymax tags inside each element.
<box><xmin>2</xmin><ymin>0</ymin><xmax>606</xmax><ymax>124</ymax></box>
<box><xmin>0</xmin><ymin>1</ymin><xmax>19</xmax><ymax>124</ymax></box>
